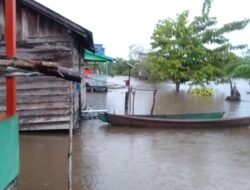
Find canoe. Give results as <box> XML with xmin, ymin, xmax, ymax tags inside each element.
<box><xmin>99</xmin><ymin>112</ymin><xmax>250</xmax><ymax>128</ymax></box>
<box><xmin>131</xmin><ymin>112</ymin><xmax>225</xmax><ymax>120</ymax></box>
<box><xmin>99</xmin><ymin>112</ymin><xmax>225</xmax><ymax>122</ymax></box>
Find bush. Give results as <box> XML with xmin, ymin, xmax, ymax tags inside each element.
<box><xmin>188</xmin><ymin>87</ymin><xmax>214</xmax><ymax>96</ymax></box>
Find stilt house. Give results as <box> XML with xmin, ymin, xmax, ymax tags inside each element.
<box><xmin>0</xmin><ymin>0</ymin><xmax>95</xmax><ymax>130</ymax></box>
<box><xmin>83</xmin><ymin>45</ymin><xmax>113</xmax><ymax>92</ymax></box>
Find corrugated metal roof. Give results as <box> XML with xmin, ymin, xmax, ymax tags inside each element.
<box><xmin>84</xmin><ymin>50</ymin><xmax>113</xmax><ymax>62</ymax></box>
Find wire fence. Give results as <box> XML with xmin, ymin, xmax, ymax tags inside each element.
<box><xmin>85</xmin><ymin>76</ymin><xmax>158</xmax><ymax>91</ymax></box>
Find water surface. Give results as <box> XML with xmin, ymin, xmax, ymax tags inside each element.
<box><xmin>18</xmin><ymin>77</ymin><xmax>250</xmax><ymax>190</ymax></box>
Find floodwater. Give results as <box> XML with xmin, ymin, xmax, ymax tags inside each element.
<box><xmin>18</xmin><ymin>77</ymin><xmax>250</xmax><ymax>190</ymax></box>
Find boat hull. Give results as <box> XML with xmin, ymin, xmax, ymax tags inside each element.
<box><xmin>99</xmin><ymin>112</ymin><xmax>224</xmax><ymax>122</ymax></box>
<box><xmin>132</xmin><ymin>112</ymin><xmax>225</xmax><ymax>120</ymax></box>
<box><xmin>105</xmin><ymin>113</ymin><xmax>250</xmax><ymax>128</ymax></box>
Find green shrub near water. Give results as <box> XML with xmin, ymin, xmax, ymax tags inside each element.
<box><xmin>188</xmin><ymin>87</ymin><xmax>214</xmax><ymax>96</ymax></box>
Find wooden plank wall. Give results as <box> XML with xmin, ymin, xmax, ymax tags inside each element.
<box><xmin>0</xmin><ymin>0</ymin><xmax>85</xmax><ymax>130</ymax></box>
<box><xmin>71</xmin><ymin>41</ymin><xmax>82</xmax><ymax>129</ymax></box>
<box><xmin>0</xmin><ymin>76</ymin><xmax>72</xmax><ymax>130</ymax></box>
<box><xmin>81</xmin><ymin>65</ymin><xmax>87</xmax><ymax>110</ymax></box>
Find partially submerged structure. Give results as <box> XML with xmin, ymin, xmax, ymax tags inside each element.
<box><xmin>0</xmin><ymin>0</ymin><xmax>94</xmax><ymax>130</ymax></box>
<box><xmin>83</xmin><ymin>48</ymin><xmax>113</xmax><ymax>92</ymax></box>
<box><xmin>1</xmin><ymin>0</ymin><xmax>90</xmax><ymax>188</ymax></box>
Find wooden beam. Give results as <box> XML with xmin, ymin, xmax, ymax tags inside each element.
<box><xmin>5</xmin><ymin>0</ymin><xmax>16</xmax><ymax>56</ymax></box>
<box><xmin>0</xmin><ymin>56</ymin><xmax>81</xmax><ymax>82</ymax></box>
<box><xmin>6</xmin><ymin>77</ymin><xmax>16</xmax><ymax>116</ymax></box>
<box><xmin>5</xmin><ymin>0</ymin><xmax>16</xmax><ymax>117</ymax></box>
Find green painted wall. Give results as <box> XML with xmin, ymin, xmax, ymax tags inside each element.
<box><xmin>0</xmin><ymin>115</ymin><xmax>19</xmax><ymax>190</ymax></box>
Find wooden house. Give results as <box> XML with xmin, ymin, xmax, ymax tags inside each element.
<box><xmin>0</xmin><ymin>0</ymin><xmax>95</xmax><ymax>131</ymax></box>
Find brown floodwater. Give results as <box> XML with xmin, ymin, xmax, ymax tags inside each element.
<box><xmin>18</xmin><ymin>77</ymin><xmax>250</xmax><ymax>190</ymax></box>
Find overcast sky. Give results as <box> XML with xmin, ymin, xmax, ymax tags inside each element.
<box><xmin>35</xmin><ymin>0</ymin><xmax>250</xmax><ymax>59</ymax></box>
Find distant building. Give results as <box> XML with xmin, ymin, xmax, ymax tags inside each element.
<box><xmin>83</xmin><ymin>49</ymin><xmax>113</xmax><ymax>92</ymax></box>
<box><xmin>94</xmin><ymin>44</ymin><xmax>105</xmax><ymax>55</ymax></box>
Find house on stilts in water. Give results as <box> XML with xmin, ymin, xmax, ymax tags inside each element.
<box><xmin>0</xmin><ymin>0</ymin><xmax>95</xmax><ymax>131</ymax></box>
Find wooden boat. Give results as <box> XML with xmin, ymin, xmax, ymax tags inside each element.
<box><xmin>133</xmin><ymin>112</ymin><xmax>225</xmax><ymax>120</ymax></box>
<box><xmin>99</xmin><ymin>112</ymin><xmax>250</xmax><ymax>128</ymax></box>
<box><xmin>99</xmin><ymin>112</ymin><xmax>225</xmax><ymax>122</ymax></box>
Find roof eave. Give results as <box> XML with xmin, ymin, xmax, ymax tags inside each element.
<box><xmin>22</xmin><ymin>0</ymin><xmax>95</xmax><ymax>52</ymax></box>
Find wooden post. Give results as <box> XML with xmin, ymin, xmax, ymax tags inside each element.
<box><xmin>124</xmin><ymin>66</ymin><xmax>132</xmax><ymax>115</ymax></box>
<box><xmin>5</xmin><ymin>0</ymin><xmax>16</xmax><ymax>117</ymax></box>
<box><xmin>128</xmin><ymin>87</ymin><xmax>132</xmax><ymax>114</ymax></box>
<box><xmin>132</xmin><ymin>89</ymin><xmax>136</xmax><ymax>115</ymax></box>
<box><xmin>68</xmin><ymin>82</ymin><xmax>73</xmax><ymax>190</ymax></box>
<box><xmin>124</xmin><ymin>91</ymin><xmax>129</xmax><ymax>114</ymax></box>
<box><xmin>151</xmin><ymin>90</ymin><xmax>157</xmax><ymax>115</ymax></box>
<box><xmin>128</xmin><ymin>67</ymin><xmax>131</xmax><ymax>87</ymax></box>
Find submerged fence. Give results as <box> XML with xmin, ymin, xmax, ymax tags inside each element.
<box><xmin>87</xmin><ymin>74</ymin><xmax>107</xmax><ymax>87</ymax></box>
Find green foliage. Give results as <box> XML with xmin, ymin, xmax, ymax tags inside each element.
<box><xmin>150</xmin><ymin>11</ymin><xmax>195</xmax><ymax>86</ymax></box>
<box><xmin>223</xmin><ymin>52</ymin><xmax>250</xmax><ymax>80</ymax></box>
<box><xmin>138</xmin><ymin>55</ymin><xmax>163</xmax><ymax>82</ymax></box>
<box><xmin>232</xmin><ymin>64</ymin><xmax>250</xmax><ymax>79</ymax></box>
<box><xmin>108</xmin><ymin>58</ymin><xmax>137</xmax><ymax>76</ymax></box>
<box><xmin>225</xmin><ymin>61</ymin><xmax>250</xmax><ymax>79</ymax></box>
<box><xmin>189</xmin><ymin>86</ymin><xmax>214</xmax><ymax>96</ymax></box>
<box><xmin>108</xmin><ymin>58</ymin><xmax>128</xmax><ymax>76</ymax></box>
<box><xmin>149</xmin><ymin>0</ymin><xmax>250</xmax><ymax>92</ymax></box>
<box><xmin>108</xmin><ymin>44</ymin><xmax>149</xmax><ymax>77</ymax></box>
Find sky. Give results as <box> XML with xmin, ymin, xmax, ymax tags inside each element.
<box><xmin>35</xmin><ymin>0</ymin><xmax>250</xmax><ymax>59</ymax></box>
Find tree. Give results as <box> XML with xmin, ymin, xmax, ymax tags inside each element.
<box><xmin>127</xmin><ymin>44</ymin><xmax>150</xmax><ymax>78</ymax></box>
<box><xmin>150</xmin><ymin>11</ymin><xmax>194</xmax><ymax>91</ymax></box>
<box><xmin>108</xmin><ymin>58</ymin><xmax>129</xmax><ymax>76</ymax></box>
<box><xmin>150</xmin><ymin>0</ymin><xmax>249</xmax><ymax>92</ymax></box>
<box><xmin>223</xmin><ymin>49</ymin><xmax>250</xmax><ymax>94</ymax></box>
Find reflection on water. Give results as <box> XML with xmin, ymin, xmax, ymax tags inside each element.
<box><xmin>18</xmin><ymin>77</ymin><xmax>250</xmax><ymax>190</ymax></box>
